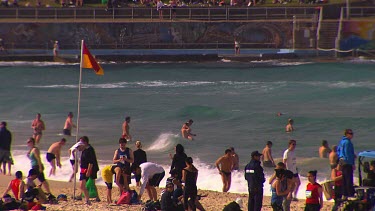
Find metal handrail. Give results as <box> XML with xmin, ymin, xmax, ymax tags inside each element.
<box><xmin>0</xmin><ymin>7</ymin><xmax>320</xmax><ymax>20</ymax></box>
<box><xmin>343</xmin><ymin>6</ymin><xmax>375</xmax><ymax>18</ymax></box>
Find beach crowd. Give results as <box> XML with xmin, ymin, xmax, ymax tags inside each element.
<box><xmin>0</xmin><ymin>112</ymin><xmax>367</xmax><ymax>211</ymax></box>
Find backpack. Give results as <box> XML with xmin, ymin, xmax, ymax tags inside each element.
<box><xmin>82</xmin><ymin>178</ymin><xmax>98</xmax><ymax>198</ymax></box>
<box><xmin>117</xmin><ymin>191</ymin><xmax>131</xmax><ymax>205</ymax></box>
<box><xmin>130</xmin><ymin>190</ymin><xmax>140</xmax><ymax>205</ymax></box>
<box><xmin>142</xmin><ymin>200</ymin><xmax>160</xmax><ymax>211</ymax></box>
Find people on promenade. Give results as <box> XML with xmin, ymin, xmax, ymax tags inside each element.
<box><xmin>113</xmin><ymin>138</ymin><xmax>134</xmax><ymax>193</ymax></box>
<box><xmin>215</xmin><ymin>149</ymin><xmax>233</xmax><ymax>192</ymax></box>
<box><xmin>337</xmin><ymin>129</ymin><xmax>355</xmax><ymax>199</ymax></box>
<box><xmin>0</xmin><ymin>121</ymin><xmax>12</xmax><ymax>175</ymax></box>
<box><xmin>132</xmin><ymin>140</ymin><xmax>147</xmax><ymax>187</ymax></box>
<box><xmin>132</xmin><ymin>161</ymin><xmax>165</xmax><ymax>202</ymax></box>
<box><xmin>285</xmin><ymin>118</ymin><xmax>294</xmax><ymax>133</ymax></box>
<box><xmin>245</xmin><ymin>150</ymin><xmax>265</xmax><ymax>211</ymax></box>
<box><xmin>181</xmin><ymin>119</ymin><xmax>196</xmax><ymax>141</ymax></box>
<box><xmin>283</xmin><ymin>139</ymin><xmax>300</xmax><ymax>201</ymax></box>
<box><xmin>156</xmin><ymin>0</ymin><xmax>163</xmax><ymax>20</ymax></box>
<box><xmin>234</xmin><ymin>39</ymin><xmax>240</xmax><ymax>55</ymax></box>
<box><xmin>46</xmin><ymin>138</ymin><xmax>66</xmax><ymax>176</ymax></box>
<box><xmin>26</xmin><ymin>137</ymin><xmax>52</xmax><ymax>196</ymax></box>
<box><xmin>122</xmin><ymin>116</ymin><xmax>132</xmax><ymax>141</ymax></box>
<box><xmin>330</xmin><ymin>164</ymin><xmax>343</xmax><ymax>211</ymax></box>
<box><xmin>230</xmin><ymin>147</ymin><xmax>239</xmax><ymax>171</ymax></box>
<box><xmin>329</xmin><ymin>145</ymin><xmax>338</xmax><ymax>169</ymax></box>
<box><xmin>261</xmin><ymin>141</ymin><xmax>276</xmax><ymax>168</ymax></box>
<box><xmin>182</xmin><ymin>157</ymin><xmax>198</xmax><ymax>211</ymax></box>
<box><xmin>318</xmin><ymin>140</ymin><xmax>331</xmax><ymax>158</ymax></box>
<box><xmin>31</xmin><ymin>113</ymin><xmax>45</xmax><ymax>144</ymax></box>
<box><xmin>63</xmin><ymin>112</ymin><xmax>76</xmax><ymax>136</ymax></box>
<box><xmin>304</xmin><ymin>170</ymin><xmax>323</xmax><ymax>211</ymax></box>
<box><xmin>79</xmin><ymin>136</ymin><xmax>100</xmax><ymax>205</ymax></box>
<box><xmin>170</xmin><ymin>144</ymin><xmax>187</xmax><ymax>180</ymax></box>
<box><xmin>53</xmin><ymin>41</ymin><xmax>59</xmax><ymax>57</ymax></box>
<box><xmin>2</xmin><ymin>171</ymin><xmax>25</xmax><ymax>200</ymax></box>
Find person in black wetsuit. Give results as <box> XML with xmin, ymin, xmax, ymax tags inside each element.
<box><xmin>182</xmin><ymin>157</ymin><xmax>198</xmax><ymax>211</ymax></box>
<box><xmin>170</xmin><ymin>144</ymin><xmax>187</xmax><ymax>180</ymax></box>
<box><xmin>132</xmin><ymin>140</ymin><xmax>147</xmax><ymax>187</ymax></box>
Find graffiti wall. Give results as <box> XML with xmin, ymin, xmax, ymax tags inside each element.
<box><xmin>341</xmin><ymin>21</ymin><xmax>375</xmax><ymax>50</ymax></box>
<box><xmin>0</xmin><ymin>22</ymin><xmax>295</xmax><ymax>49</ymax></box>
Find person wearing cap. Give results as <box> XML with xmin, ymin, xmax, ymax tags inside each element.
<box><xmin>132</xmin><ymin>140</ymin><xmax>147</xmax><ymax>187</ymax></box>
<box><xmin>113</xmin><ymin>137</ymin><xmax>134</xmax><ymax>193</ymax></box>
<box><xmin>68</xmin><ymin>139</ymin><xmax>86</xmax><ymax>182</ymax></box>
<box><xmin>0</xmin><ymin>121</ymin><xmax>13</xmax><ymax>176</ymax></box>
<box><xmin>2</xmin><ymin>171</ymin><xmax>25</xmax><ymax>200</ymax></box>
<box><xmin>215</xmin><ymin>149</ymin><xmax>234</xmax><ymax>192</ymax></box>
<box><xmin>223</xmin><ymin>197</ymin><xmax>243</xmax><ymax>211</ymax></box>
<box><xmin>244</xmin><ymin>150</ymin><xmax>265</xmax><ymax>211</ymax></box>
<box><xmin>122</xmin><ymin>116</ymin><xmax>132</xmax><ymax>141</ymax></box>
<box><xmin>161</xmin><ymin>181</ymin><xmax>175</xmax><ymax>211</ymax></box>
<box><xmin>53</xmin><ymin>41</ymin><xmax>59</xmax><ymax>57</ymax></box>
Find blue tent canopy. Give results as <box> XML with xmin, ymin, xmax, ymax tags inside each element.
<box><xmin>358</xmin><ymin>151</ymin><xmax>375</xmax><ymax>158</ymax></box>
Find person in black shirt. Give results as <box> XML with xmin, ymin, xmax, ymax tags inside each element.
<box><xmin>363</xmin><ymin>161</ymin><xmax>375</xmax><ymax>187</ymax></box>
<box><xmin>132</xmin><ymin>140</ymin><xmax>147</xmax><ymax>187</ymax></box>
<box><xmin>161</xmin><ymin>182</ymin><xmax>175</xmax><ymax>211</ymax></box>
<box><xmin>245</xmin><ymin>151</ymin><xmax>265</xmax><ymax>211</ymax></box>
<box><xmin>170</xmin><ymin>144</ymin><xmax>187</xmax><ymax>180</ymax></box>
<box><xmin>0</xmin><ymin>121</ymin><xmax>12</xmax><ymax>175</ymax></box>
<box><xmin>79</xmin><ymin>136</ymin><xmax>100</xmax><ymax>205</ymax></box>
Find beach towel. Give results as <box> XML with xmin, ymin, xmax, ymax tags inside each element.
<box><xmin>322</xmin><ymin>180</ymin><xmax>334</xmax><ymax>200</ymax></box>
<box><xmin>116</xmin><ymin>191</ymin><xmax>131</xmax><ymax>205</ymax></box>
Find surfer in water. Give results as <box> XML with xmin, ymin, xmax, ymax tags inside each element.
<box><xmin>181</xmin><ymin>119</ymin><xmax>196</xmax><ymax>141</ymax></box>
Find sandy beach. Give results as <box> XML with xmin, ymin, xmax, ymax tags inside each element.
<box><xmin>0</xmin><ymin>174</ymin><xmax>334</xmax><ymax>211</ymax></box>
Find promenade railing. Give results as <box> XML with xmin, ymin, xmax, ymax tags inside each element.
<box><xmin>0</xmin><ymin>7</ymin><xmax>320</xmax><ymax>20</ymax></box>
<box><xmin>342</xmin><ymin>6</ymin><xmax>375</xmax><ymax>19</ymax></box>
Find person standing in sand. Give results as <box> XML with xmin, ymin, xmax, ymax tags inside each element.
<box><xmin>132</xmin><ymin>140</ymin><xmax>147</xmax><ymax>187</ymax></box>
<box><xmin>283</xmin><ymin>139</ymin><xmax>300</xmax><ymax>201</ymax></box>
<box><xmin>318</xmin><ymin>140</ymin><xmax>331</xmax><ymax>158</ymax></box>
<box><xmin>337</xmin><ymin>129</ymin><xmax>355</xmax><ymax>199</ymax></box>
<box><xmin>46</xmin><ymin>138</ymin><xmax>66</xmax><ymax>176</ymax></box>
<box><xmin>31</xmin><ymin>113</ymin><xmax>45</xmax><ymax>144</ymax></box>
<box><xmin>122</xmin><ymin>116</ymin><xmax>132</xmax><ymax>141</ymax></box>
<box><xmin>329</xmin><ymin>145</ymin><xmax>338</xmax><ymax>169</ymax></box>
<box><xmin>63</xmin><ymin>112</ymin><xmax>76</xmax><ymax>136</ymax></box>
<box><xmin>181</xmin><ymin>119</ymin><xmax>196</xmax><ymax>141</ymax></box>
<box><xmin>215</xmin><ymin>149</ymin><xmax>234</xmax><ymax>192</ymax></box>
<box><xmin>285</xmin><ymin>118</ymin><xmax>294</xmax><ymax>133</ymax></box>
<box><xmin>245</xmin><ymin>150</ymin><xmax>265</xmax><ymax>211</ymax></box>
<box><xmin>0</xmin><ymin>121</ymin><xmax>13</xmax><ymax>176</ymax></box>
<box><xmin>261</xmin><ymin>141</ymin><xmax>276</xmax><ymax>168</ymax></box>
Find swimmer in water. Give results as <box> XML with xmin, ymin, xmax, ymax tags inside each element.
<box><xmin>181</xmin><ymin>119</ymin><xmax>196</xmax><ymax>141</ymax></box>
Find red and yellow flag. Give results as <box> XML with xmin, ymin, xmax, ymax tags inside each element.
<box><xmin>81</xmin><ymin>42</ymin><xmax>104</xmax><ymax>75</ymax></box>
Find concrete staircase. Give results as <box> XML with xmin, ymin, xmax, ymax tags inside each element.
<box><xmin>317</xmin><ymin>20</ymin><xmax>340</xmax><ymax>50</ymax></box>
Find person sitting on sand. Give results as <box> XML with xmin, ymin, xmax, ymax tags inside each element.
<box><xmin>329</xmin><ymin>145</ymin><xmax>338</xmax><ymax>169</ymax></box>
<box><xmin>113</xmin><ymin>138</ymin><xmax>134</xmax><ymax>194</ymax></box>
<box><xmin>318</xmin><ymin>140</ymin><xmax>331</xmax><ymax>158</ymax></box>
<box><xmin>31</xmin><ymin>113</ymin><xmax>45</xmax><ymax>144</ymax></box>
<box><xmin>2</xmin><ymin>171</ymin><xmax>25</xmax><ymax>200</ymax></box>
<box><xmin>46</xmin><ymin>138</ymin><xmax>66</xmax><ymax>176</ymax></box>
<box><xmin>181</xmin><ymin>119</ymin><xmax>196</xmax><ymax>141</ymax></box>
<box><xmin>261</xmin><ymin>141</ymin><xmax>276</xmax><ymax>168</ymax></box>
<box><xmin>285</xmin><ymin>118</ymin><xmax>294</xmax><ymax>133</ymax></box>
<box><xmin>63</xmin><ymin>112</ymin><xmax>76</xmax><ymax>136</ymax></box>
<box><xmin>215</xmin><ymin>149</ymin><xmax>234</xmax><ymax>192</ymax></box>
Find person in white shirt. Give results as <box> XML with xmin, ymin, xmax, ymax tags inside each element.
<box><xmin>283</xmin><ymin>139</ymin><xmax>300</xmax><ymax>202</ymax></box>
<box><xmin>131</xmin><ymin>162</ymin><xmax>165</xmax><ymax>201</ymax></box>
<box><xmin>68</xmin><ymin>141</ymin><xmax>86</xmax><ymax>182</ymax></box>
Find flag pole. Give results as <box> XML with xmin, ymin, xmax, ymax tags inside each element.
<box><xmin>73</xmin><ymin>39</ymin><xmax>84</xmax><ymax>200</ymax></box>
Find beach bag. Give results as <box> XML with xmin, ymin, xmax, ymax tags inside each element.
<box><xmin>322</xmin><ymin>180</ymin><xmax>334</xmax><ymax>200</ymax></box>
<box><xmin>142</xmin><ymin>200</ymin><xmax>157</xmax><ymax>211</ymax></box>
<box><xmin>116</xmin><ymin>191</ymin><xmax>131</xmax><ymax>205</ymax></box>
<box><xmin>130</xmin><ymin>189</ymin><xmax>140</xmax><ymax>204</ymax></box>
<box><xmin>82</xmin><ymin>178</ymin><xmax>98</xmax><ymax>198</ymax></box>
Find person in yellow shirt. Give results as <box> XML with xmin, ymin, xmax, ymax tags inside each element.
<box><xmin>101</xmin><ymin>165</ymin><xmax>116</xmax><ymax>204</ymax></box>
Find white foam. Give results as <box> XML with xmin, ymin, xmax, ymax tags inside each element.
<box><xmin>0</xmin><ymin>61</ymin><xmax>78</xmax><ymax>66</ymax></box>
<box><xmin>145</xmin><ymin>132</ymin><xmax>180</xmax><ymax>152</ymax></box>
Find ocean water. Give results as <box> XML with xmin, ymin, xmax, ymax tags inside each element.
<box><xmin>1</xmin><ymin>59</ymin><xmax>375</xmax><ymax>199</ymax></box>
